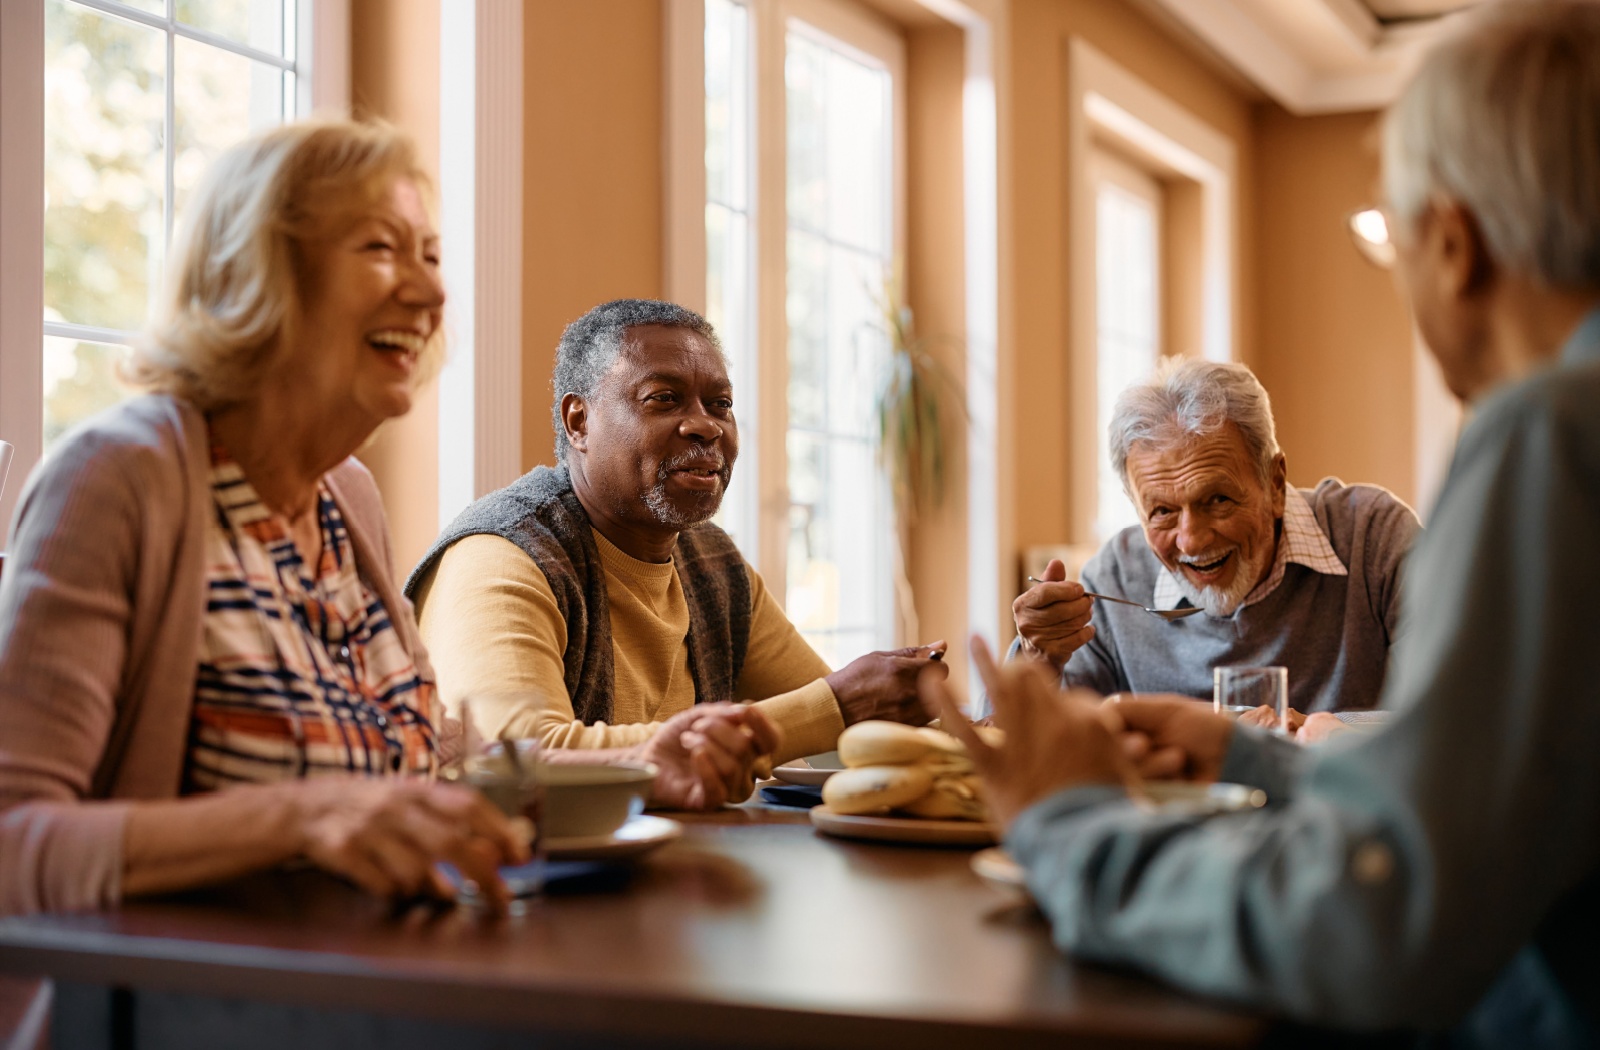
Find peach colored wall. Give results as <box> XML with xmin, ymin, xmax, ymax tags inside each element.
<box><xmin>350</xmin><ymin>0</ymin><xmax>441</xmax><ymax>582</ymax></box>
<box><xmin>521</xmin><ymin>1</ymin><xmax>665</xmax><ymax>470</ymax></box>
<box><xmin>905</xmin><ymin>23</ymin><xmax>970</xmax><ymax>680</ymax></box>
<box><xmin>1005</xmin><ymin>0</ymin><xmax>1257</xmax><ymax>571</ymax></box>
<box><xmin>1251</xmin><ymin>105</ymin><xmax>1416</xmax><ymax>504</ymax></box>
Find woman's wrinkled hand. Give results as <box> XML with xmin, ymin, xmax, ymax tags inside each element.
<box><xmin>640</xmin><ymin>703</ymin><xmax>783</xmax><ymax>810</ymax></box>
<box><xmin>288</xmin><ymin>777</ymin><xmax>528</xmax><ymax>911</ymax></box>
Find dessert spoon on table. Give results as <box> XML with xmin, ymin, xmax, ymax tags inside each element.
<box><xmin>1026</xmin><ymin>576</ymin><xmax>1204</xmax><ymax>621</ymax></box>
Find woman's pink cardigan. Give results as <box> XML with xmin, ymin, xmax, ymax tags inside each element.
<box><xmin>0</xmin><ymin>395</ymin><xmax>432</xmax><ymax>914</ymax></box>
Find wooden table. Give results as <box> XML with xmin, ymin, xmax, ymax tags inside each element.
<box><xmin>0</xmin><ymin>803</ymin><xmax>1266</xmax><ymax>1049</ymax></box>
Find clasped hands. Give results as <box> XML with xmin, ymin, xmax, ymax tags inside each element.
<box><xmin>921</xmin><ymin>637</ymin><xmax>1238</xmax><ymax>831</ymax></box>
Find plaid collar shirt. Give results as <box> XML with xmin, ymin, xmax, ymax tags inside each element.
<box><xmin>1151</xmin><ymin>486</ymin><xmax>1348</xmax><ymax>612</ymax></box>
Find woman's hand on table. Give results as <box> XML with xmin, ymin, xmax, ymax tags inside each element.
<box><xmin>291</xmin><ymin>778</ymin><xmax>527</xmax><ymax>911</ymax></box>
<box><xmin>639</xmin><ymin>703</ymin><xmax>782</xmax><ymax>810</ymax></box>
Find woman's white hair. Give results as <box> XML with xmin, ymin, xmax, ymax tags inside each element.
<box><xmin>127</xmin><ymin>118</ymin><xmax>441</xmax><ymax>409</ymax></box>
<box><xmin>1383</xmin><ymin>0</ymin><xmax>1600</xmax><ymax>288</ymax></box>
<box><xmin>1108</xmin><ymin>357</ymin><xmax>1280</xmax><ymax>494</ymax></box>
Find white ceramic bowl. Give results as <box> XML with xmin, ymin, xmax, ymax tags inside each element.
<box><xmin>538</xmin><ymin>762</ymin><xmax>657</xmax><ymax>840</ymax></box>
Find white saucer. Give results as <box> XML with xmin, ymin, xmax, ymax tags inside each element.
<box><xmin>770</xmin><ymin>750</ymin><xmax>845</xmax><ymax>787</ymax></box>
<box><xmin>544</xmin><ymin>813</ymin><xmax>682</xmax><ymax>861</ymax></box>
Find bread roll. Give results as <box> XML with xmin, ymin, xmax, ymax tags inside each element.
<box><xmin>899</xmin><ymin>775</ymin><xmax>987</xmax><ymax>821</ymax></box>
<box><xmin>838</xmin><ymin>722</ymin><xmax>942</xmax><ymax>767</ymax></box>
<box><xmin>822</xmin><ymin>764</ymin><xmax>936</xmax><ymax>815</ymax></box>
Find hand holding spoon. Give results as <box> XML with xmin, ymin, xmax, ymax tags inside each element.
<box><xmin>1026</xmin><ymin>576</ymin><xmax>1204</xmax><ymax>622</ymax></box>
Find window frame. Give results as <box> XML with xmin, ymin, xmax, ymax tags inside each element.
<box><xmin>669</xmin><ymin>0</ymin><xmax>907</xmax><ymax>651</ymax></box>
<box><xmin>0</xmin><ymin>0</ymin><xmax>348</xmax><ymax>530</ymax></box>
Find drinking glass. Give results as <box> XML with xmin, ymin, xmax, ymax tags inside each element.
<box><xmin>1214</xmin><ymin>665</ymin><xmax>1289</xmax><ymax>732</ymax></box>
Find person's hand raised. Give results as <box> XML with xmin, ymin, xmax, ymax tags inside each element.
<box><xmin>826</xmin><ymin>642</ymin><xmax>948</xmax><ymax>726</ymax></box>
<box><xmin>641</xmin><ymin>703</ymin><xmax>782</xmax><ymax>809</ymax></box>
<box><xmin>1012</xmin><ymin>559</ymin><xmax>1095</xmax><ymax>669</ymax></box>
<box><xmin>291</xmin><ymin>777</ymin><xmax>528</xmax><ymax>911</ymax></box>
<box><xmin>920</xmin><ymin>636</ymin><xmax>1131</xmax><ymax>831</ymax></box>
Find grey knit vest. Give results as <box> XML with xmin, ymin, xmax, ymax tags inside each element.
<box><xmin>405</xmin><ymin>466</ymin><xmax>751</xmax><ymax>725</ymax></box>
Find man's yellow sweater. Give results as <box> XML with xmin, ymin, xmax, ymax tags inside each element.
<box><xmin>413</xmin><ymin>529</ymin><xmax>843</xmax><ymax>765</ymax></box>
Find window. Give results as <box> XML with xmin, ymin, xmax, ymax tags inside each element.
<box><xmin>697</xmin><ymin>0</ymin><xmax>904</xmax><ymax>667</ymax></box>
<box><xmin>39</xmin><ymin>0</ymin><xmax>302</xmax><ymax>447</ymax></box>
<box><xmin>1090</xmin><ymin>149</ymin><xmax>1162</xmax><ymax>540</ymax></box>
<box><xmin>782</xmin><ymin>23</ymin><xmax>896</xmax><ymax>664</ymax></box>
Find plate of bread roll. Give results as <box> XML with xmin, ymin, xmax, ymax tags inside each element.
<box><xmin>809</xmin><ymin>721</ymin><xmax>1002</xmax><ymax>846</ymax></box>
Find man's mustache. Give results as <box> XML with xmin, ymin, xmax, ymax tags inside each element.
<box><xmin>657</xmin><ymin>448</ymin><xmax>730</xmax><ymax>479</ymax></box>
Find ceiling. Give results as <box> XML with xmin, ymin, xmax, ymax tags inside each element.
<box><xmin>1144</xmin><ymin>0</ymin><xmax>1484</xmax><ymax>114</ymax></box>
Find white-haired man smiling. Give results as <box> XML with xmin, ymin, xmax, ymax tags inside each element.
<box><xmin>1015</xmin><ymin>358</ymin><xmax>1420</xmax><ymax>715</ymax></box>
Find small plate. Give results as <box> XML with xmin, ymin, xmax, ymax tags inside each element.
<box><xmin>810</xmin><ymin>805</ymin><xmax>998</xmax><ymax>847</ymax></box>
<box><xmin>544</xmin><ymin>813</ymin><xmax>683</xmax><ymax>861</ymax></box>
<box><xmin>1138</xmin><ymin>781</ymin><xmax>1268</xmax><ymax>814</ymax></box>
<box><xmin>770</xmin><ymin>751</ymin><xmax>845</xmax><ymax>787</ymax></box>
<box><xmin>970</xmin><ymin>847</ymin><xmax>1027</xmax><ymax>891</ymax></box>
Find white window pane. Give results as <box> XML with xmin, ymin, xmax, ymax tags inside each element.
<box><xmin>784</xmin><ymin>35</ymin><xmax>828</xmax><ymax>236</ymax></box>
<box><xmin>823</xmin><ymin>52</ymin><xmax>887</xmax><ymax>254</ymax></box>
<box><xmin>704</xmin><ymin>0</ymin><xmax>749</xmax><ymax>211</ymax></box>
<box><xmin>174</xmin><ymin>38</ymin><xmax>285</xmax><ymax>222</ymax></box>
<box><xmin>43</xmin><ymin>336</ymin><xmax>132</xmax><ymax>448</ymax></box>
<box><xmin>785</xmin><ymin>228</ymin><xmax>828</xmax><ymax>431</ymax></box>
<box><xmin>44</xmin><ymin>0</ymin><xmax>165</xmax><ymax>332</ymax></box>
<box><xmin>1095</xmin><ymin>181</ymin><xmax>1161</xmax><ymax>540</ymax></box>
<box><xmin>706</xmin><ymin>203</ymin><xmax>751</xmax><ymax>359</ymax></box>
<box><xmin>785</xmin><ymin>24</ymin><xmax>895</xmax><ymax>651</ymax></box>
<box><xmin>823</xmin><ymin>244</ymin><xmax>885</xmax><ymax>438</ymax></box>
<box><xmin>175</xmin><ymin>0</ymin><xmax>287</xmax><ymax>57</ymax></box>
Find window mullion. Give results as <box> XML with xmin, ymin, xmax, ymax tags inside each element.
<box><xmin>163</xmin><ymin>22</ymin><xmax>175</xmax><ymax>251</ymax></box>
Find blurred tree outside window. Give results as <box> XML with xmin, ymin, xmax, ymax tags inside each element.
<box><xmin>42</xmin><ymin>0</ymin><xmax>296</xmax><ymax>449</ymax></box>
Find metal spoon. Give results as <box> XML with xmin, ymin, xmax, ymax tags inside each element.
<box><xmin>1026</xmin><ymin>576</ymin><xmax>1204</xmax><ymax>621</ymax></box>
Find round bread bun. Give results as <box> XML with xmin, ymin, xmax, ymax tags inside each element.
<box><xmin>821</xmin><ymin>764</ymin><xmax>936</xmax><ymax>815</ymax></box>
<box><xmin>838</xmin><ymin>721</ymin><xmax>945</xmax><ymax>768</ymax></box>
<box><xmin>899</xmin><ymin>775</ymin><xmax>988</xmax><ymax>821</ymax></box>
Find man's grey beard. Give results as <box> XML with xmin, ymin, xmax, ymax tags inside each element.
<box><xmin>640</xmin><ymin>448</ymin><xmax>730</xmax><ymax>529</ymax></box>
<box><xmin>1171</xmin><ymin>545</ymin><xmax>1270</xmax><ymax>618</ymax></box>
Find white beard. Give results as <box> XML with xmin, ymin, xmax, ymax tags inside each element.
<box><xmin>1172</xmin><ymin>545</ymin><xmax>1271</xmax><ymax>618</ymax></box>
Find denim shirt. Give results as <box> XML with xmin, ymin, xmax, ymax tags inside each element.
<box><xmin>1008</xmin><ymin>308</ymin><xmax>1600</xmax><ymax>1046</ymax></box>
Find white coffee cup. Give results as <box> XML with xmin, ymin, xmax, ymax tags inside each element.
<box><xmin>539</xmin><ymin>762</ymin><xmax>656</xmax><ymax>839</ymax></box>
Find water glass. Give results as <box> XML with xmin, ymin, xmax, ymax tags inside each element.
<box><xmin>1214</xmin><ymin>665</ymin><xmax>1289</xmax><ymax>732</ymax></box>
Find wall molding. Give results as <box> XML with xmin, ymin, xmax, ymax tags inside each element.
<box><xmin>1144</xmin><ymin>0</ymin><xmax>1456</xmax><ymax>115</ymax></box>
